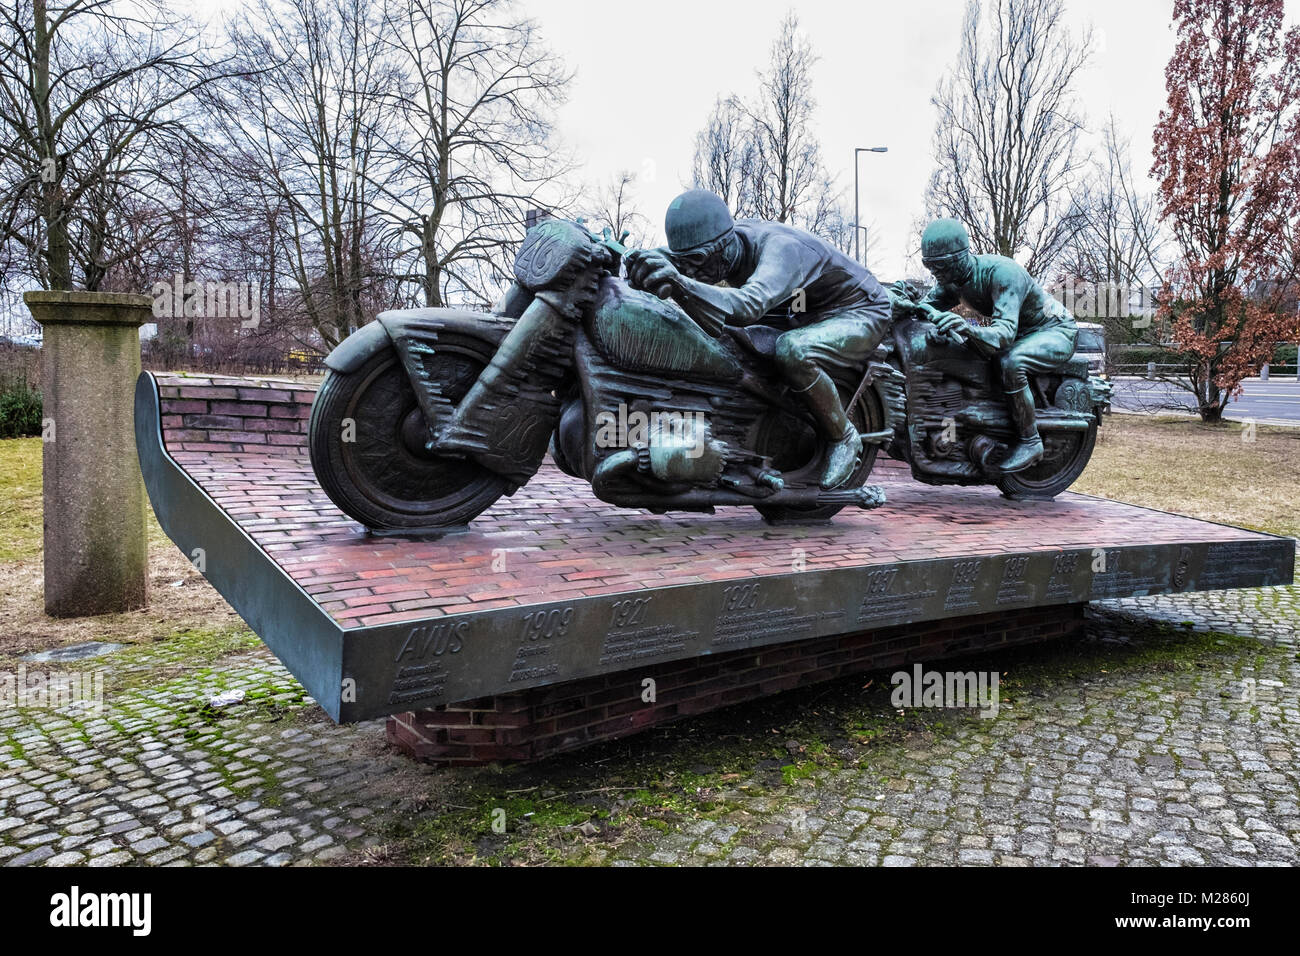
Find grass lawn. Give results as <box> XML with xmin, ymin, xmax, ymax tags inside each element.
<box><xmin>0</xmin><ymin>437</ymin><xmax>41</xmax><ymax>562</ymax></box>
<box><xmin>0</xmin><ymin>436</ymin><xmax>242</xmax><ymax>659</ymax></box>
<box><xmin>1076</xmin><ymin>412</ymin><xmax>1300</xmax><ymax>539</ymax></box>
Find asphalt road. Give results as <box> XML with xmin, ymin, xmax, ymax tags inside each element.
<box><xmin>1109</xmin><ymin>376</ymin><xmax>1300</xmax><ymax>424</ymax></box>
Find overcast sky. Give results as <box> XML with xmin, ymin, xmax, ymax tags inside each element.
<box><xmin>167</xmin><ymin>0</ymin><xmax>1300</xmax><ymax>279</ymax></box>
<box><xmin>529</xmin><ymin>0</ymin><xmax>1200</xmax><ymax>279</ymax></box>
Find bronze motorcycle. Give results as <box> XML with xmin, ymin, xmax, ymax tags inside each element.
<box><xmin>308</xmin><ymin>219</ymin><xmax>1110</xmax><ymax>531</ymax></box>
<box><xmin>309</xmin><ymin>219</ymin><xmax>898</xmax><ymax>530</ymax></box>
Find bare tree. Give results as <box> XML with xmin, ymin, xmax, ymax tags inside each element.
<box><xmin>375</xmin><ymin>0</ymin><xmax>572</xmax><ymax>309</ymax></box>
<box><xmin>689</xmin><ymin>12</ymin><xmax>845</xmax><ymax>246</ymax></box>
<box><xmin>926</xmin><ymin>0</ymin><xmax>1093</xmax><ymax>274</ymax></box>
<box><xmin>744</xmin><ymin>12</ymin><xmax>832</xmax><ymax>228</ymax></box>
<box><xmin>1054</xmin><ymin>117</ymin><xmax>1167</xmax><ymax>368</ymax></box>
<box><xmin>584</xmin><ymin>169</ymin><xmax>652</xmax><ymax>250</ymax></box>
<box><xmin>691</xmin><ymin>95</ymin><xmax>754</xmax><ymax>216</ymax></box>
<box><xmin>0</xmin><ymin>0</ymin><xmax>229</xmax><ymax>290</ymax></box>
<box><xmin>1060</xmin><ymin>117</ymin><xmax>1165</xmax><ymax>290</ymax></box>
<box><xmin>222</xmin><ymin>0</ymin><xmax>400</xmax><ymax>349</ymax></box>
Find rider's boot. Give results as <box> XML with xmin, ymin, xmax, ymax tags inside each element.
<box><xmin>794</xmin><ymin>370</ymin><xmax>862</xmax><ymax>490</ymax></box>
<box><xmin>1000</xmin><ymin>385</ymin><xmax>1044</xmax><ymax>473</ymax></box>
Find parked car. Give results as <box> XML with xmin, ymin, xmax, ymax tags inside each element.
<box><xmin>0</xmin><ymin>332</ymin><xmax>42</xmax><ymax>349</ymax></box>
<box><xmin>1074</xmin><ymin>321</ymin><xmax>1106</xmax><ymax>377</ymax></box>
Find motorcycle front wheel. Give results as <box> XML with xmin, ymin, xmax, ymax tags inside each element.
<box><xmin>995</xmin><ymin>421</ymin><xmax>1098</xmax><ymax>500</ymax></box>
<box><xmin>308</xmin><ymin>338</ymin><xmax>510</xmax><ymax>531</ymax></box>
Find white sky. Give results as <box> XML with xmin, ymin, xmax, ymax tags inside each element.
<box><xmin>9</xmin><ymin>0</ymin><xmax>1292</xmax><ymax>332</ymax></box>
<box><xmin>531</xmin><ymin>0</ymin><xmax>1192</xmax><ymax>278</ymax></box>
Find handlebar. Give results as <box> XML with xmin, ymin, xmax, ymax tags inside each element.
<box><xmin>888</xmin><ymin>290</ymin><xmax>965</xmax><ymax>346</ymax></box>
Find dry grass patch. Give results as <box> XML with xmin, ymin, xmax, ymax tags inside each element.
<box><xmin>0</xmin><ymin>436</ymin><xmax>239</xmax><ymax>657</ymax></box>
<box><xmin>1075</xmin><ymin>413</ymin><xmax>1300</xmax><ymax>538</ymax></box>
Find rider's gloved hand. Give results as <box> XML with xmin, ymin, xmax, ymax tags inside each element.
<box><xmin>933</xmin><ymin>311</ymin><xmax>970</xmax><ymax>337</ymax></box>
<box><xmin>626</xmin><ymin>249</ymin><xmax>680</xmax><ymax>298</ymax></box>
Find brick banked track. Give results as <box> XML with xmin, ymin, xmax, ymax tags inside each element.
<box><xmin>136</xmin><ymin>372</ymin><xmax>1295</xmax><ymax>747</ymax></box>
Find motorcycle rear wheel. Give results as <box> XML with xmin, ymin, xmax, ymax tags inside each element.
<box><xmin>995</xmin><ymin>421</ymin><xmax>1098</xmax><ymax>500</ymax></box>
<box><xmin>755</xmin><ymin>384</ymin><xmax>884</xmax><ymax>523</ymax></box>
<box><xmin>308</xmin><ymin>340</ymin><xmax>510</xmax><ymax>530</ymax></box>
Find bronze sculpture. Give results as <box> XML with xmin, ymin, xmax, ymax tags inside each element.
<box><xmin>907</xmin><ymin>218</ymin><xmax>1081</xmax><ymax>473</ymax></box>
<box><xmin>307</xmin><ymin>192</ymin><xmax>1110</xmax><ymax>531</ymax></box>
<box><xmin>624</xmin><ymin>190</ymin><xmax>893</xmax><ymax>490</ymax></box>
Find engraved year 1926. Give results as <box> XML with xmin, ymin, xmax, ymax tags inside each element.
<box><xmin>721</xmin><ymin>582</ymin><xmax>761</xmax><ymax>611</ymax></box>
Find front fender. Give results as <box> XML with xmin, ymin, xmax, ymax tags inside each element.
<box><xmin>323</xmin><ymin>309</ymin><xmax>515</xmax><ymax>374</ymax></box>
<box><xmin>323</xmin><ymin>319</ymin><xmax>391</xmax><ymax>373</ymax></box>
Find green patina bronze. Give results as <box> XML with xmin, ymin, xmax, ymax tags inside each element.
<box><xmin>905</xmin><ymin>217</ymin><xmax>1081</xmax><ymax>473</ymax></box>
<box><xmin>307</xmin><ymin>192</ymin><xmax>1110</xmax><ymax>532</ymax></box>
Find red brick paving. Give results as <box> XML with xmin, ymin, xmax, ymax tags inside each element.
<box><xmin>152</xmin><ymin>373</ymin><xmax>1276</xmax><ymax>632</ymax></box>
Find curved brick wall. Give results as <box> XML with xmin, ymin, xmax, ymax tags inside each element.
<box><xmin>154</xmin><ymin>373</ymin><xmax>317</xmax><ymax>455</ymax></box>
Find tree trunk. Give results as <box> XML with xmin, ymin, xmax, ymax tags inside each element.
<box><xmin>422</xmin><ymin>217</ymin><xmax>442</xmax><ymax>308</ymax></box>
<box><xmin>34</xmin><ymin>0</ymin><xmax>72</xmax><ymax>291</ymax></box>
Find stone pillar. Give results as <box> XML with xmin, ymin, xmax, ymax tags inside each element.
<box><xmin>24</xmin><ymin>291</ymin><xmax>151</xmax><ymax>617</ymax></box>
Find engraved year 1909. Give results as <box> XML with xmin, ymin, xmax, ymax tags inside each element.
<box><xmin>520</xmin><ymin>606</ymin><xmax>574</xmax><ymax>641</ymax></box>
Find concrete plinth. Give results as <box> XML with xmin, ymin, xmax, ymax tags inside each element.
<box><xmin>25</xmin><ymin>291</ymin><xmax>151</xmax><ymax>617</ymax></box>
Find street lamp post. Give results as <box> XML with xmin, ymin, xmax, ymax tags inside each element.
<box><xmin>854</xmin><ymin>146</ymin><xmax>888</xmax><ymax>265</ymax></box>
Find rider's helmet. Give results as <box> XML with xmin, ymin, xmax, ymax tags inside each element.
<box><xmin>921</xmin><ymin>218</ymin><xmax>975</xmax><ymax>285</ymax></box>
<box><xmin>664</xmin><ymin>190</ymin><xmax>738</xmax><ymax>284</ymax></box>
<box><xmin>666</xmin><ymin>190</ymin><xmax>734</xmax><ymax>252</ymax></box>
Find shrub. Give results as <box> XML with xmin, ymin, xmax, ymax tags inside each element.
<box><xmin>0</xmin><ymin>376</ymin><xmax>41</xmax><ymax>438</ymax></box>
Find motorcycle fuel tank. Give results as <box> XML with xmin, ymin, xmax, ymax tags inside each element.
<box><xmin>586</xmin><ymin>276</ymin><xmax>744</xmax><ymax>383</ymax></box>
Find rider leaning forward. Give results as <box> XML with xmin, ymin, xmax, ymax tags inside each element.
<box><xmin>626</xmin><ymin>189</ymin><xmax>893</xmax><ymax>490</ymax></box>
<box><xmin>625</xmin><ymin>193</ymin><xmax>1078</xmax><ymax>483</ymax></box>
<box><xmin>916</xmin><ymin>218</ymin><xmax>1078</xmax><ymax>473</ymax></box>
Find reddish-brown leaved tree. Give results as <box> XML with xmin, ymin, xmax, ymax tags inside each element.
<box><xmin>1152</xmin><ymin>0</ymin><xmax>1300</xmax><ymax>422</ymax></box>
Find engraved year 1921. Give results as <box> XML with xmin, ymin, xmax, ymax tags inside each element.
<box><xmin>610</xmin><ymin>597</ymin><xmax>651</xmax><ymax>628</ymax></box>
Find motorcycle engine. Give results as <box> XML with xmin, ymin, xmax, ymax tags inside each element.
<box><xmin>637</xmin><ymin>415</ymin><xmax>727</xmax><ymax>487</ymax></box>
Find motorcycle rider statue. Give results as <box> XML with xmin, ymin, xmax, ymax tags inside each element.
<box><xmin>915</xmin><ymin>218</ymin><xmax>1078</xmax><ymax>473</ymax></box>
<box><xmin>625</xmin><ymin>189</ymin><xmax>893</xmax><ymax>490</ymax></box>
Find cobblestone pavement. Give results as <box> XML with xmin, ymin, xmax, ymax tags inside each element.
<box><xmin>2</xmin><ymin>570</ymin><xmax>1296</xmax><ymax>866</ymax></box>
<box><xmin>607</xmin><ymin>616</ymin><xmax>1299</xmax><ymax>867</ymax></box>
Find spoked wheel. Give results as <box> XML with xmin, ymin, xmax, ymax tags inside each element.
<box><xmin>996</xmin><ymin>422</ymin><xmax>1097</xmax><ymax>499</ymax></box>
<box><xmin>753</xmin><ymin>383</ymin><xmax>884</xmax><ymax>523</ymax></box>
<box><xmin>308</xmin><ymin>337</ymin><xmax>509</xmax><ymax>530</ymax></box>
